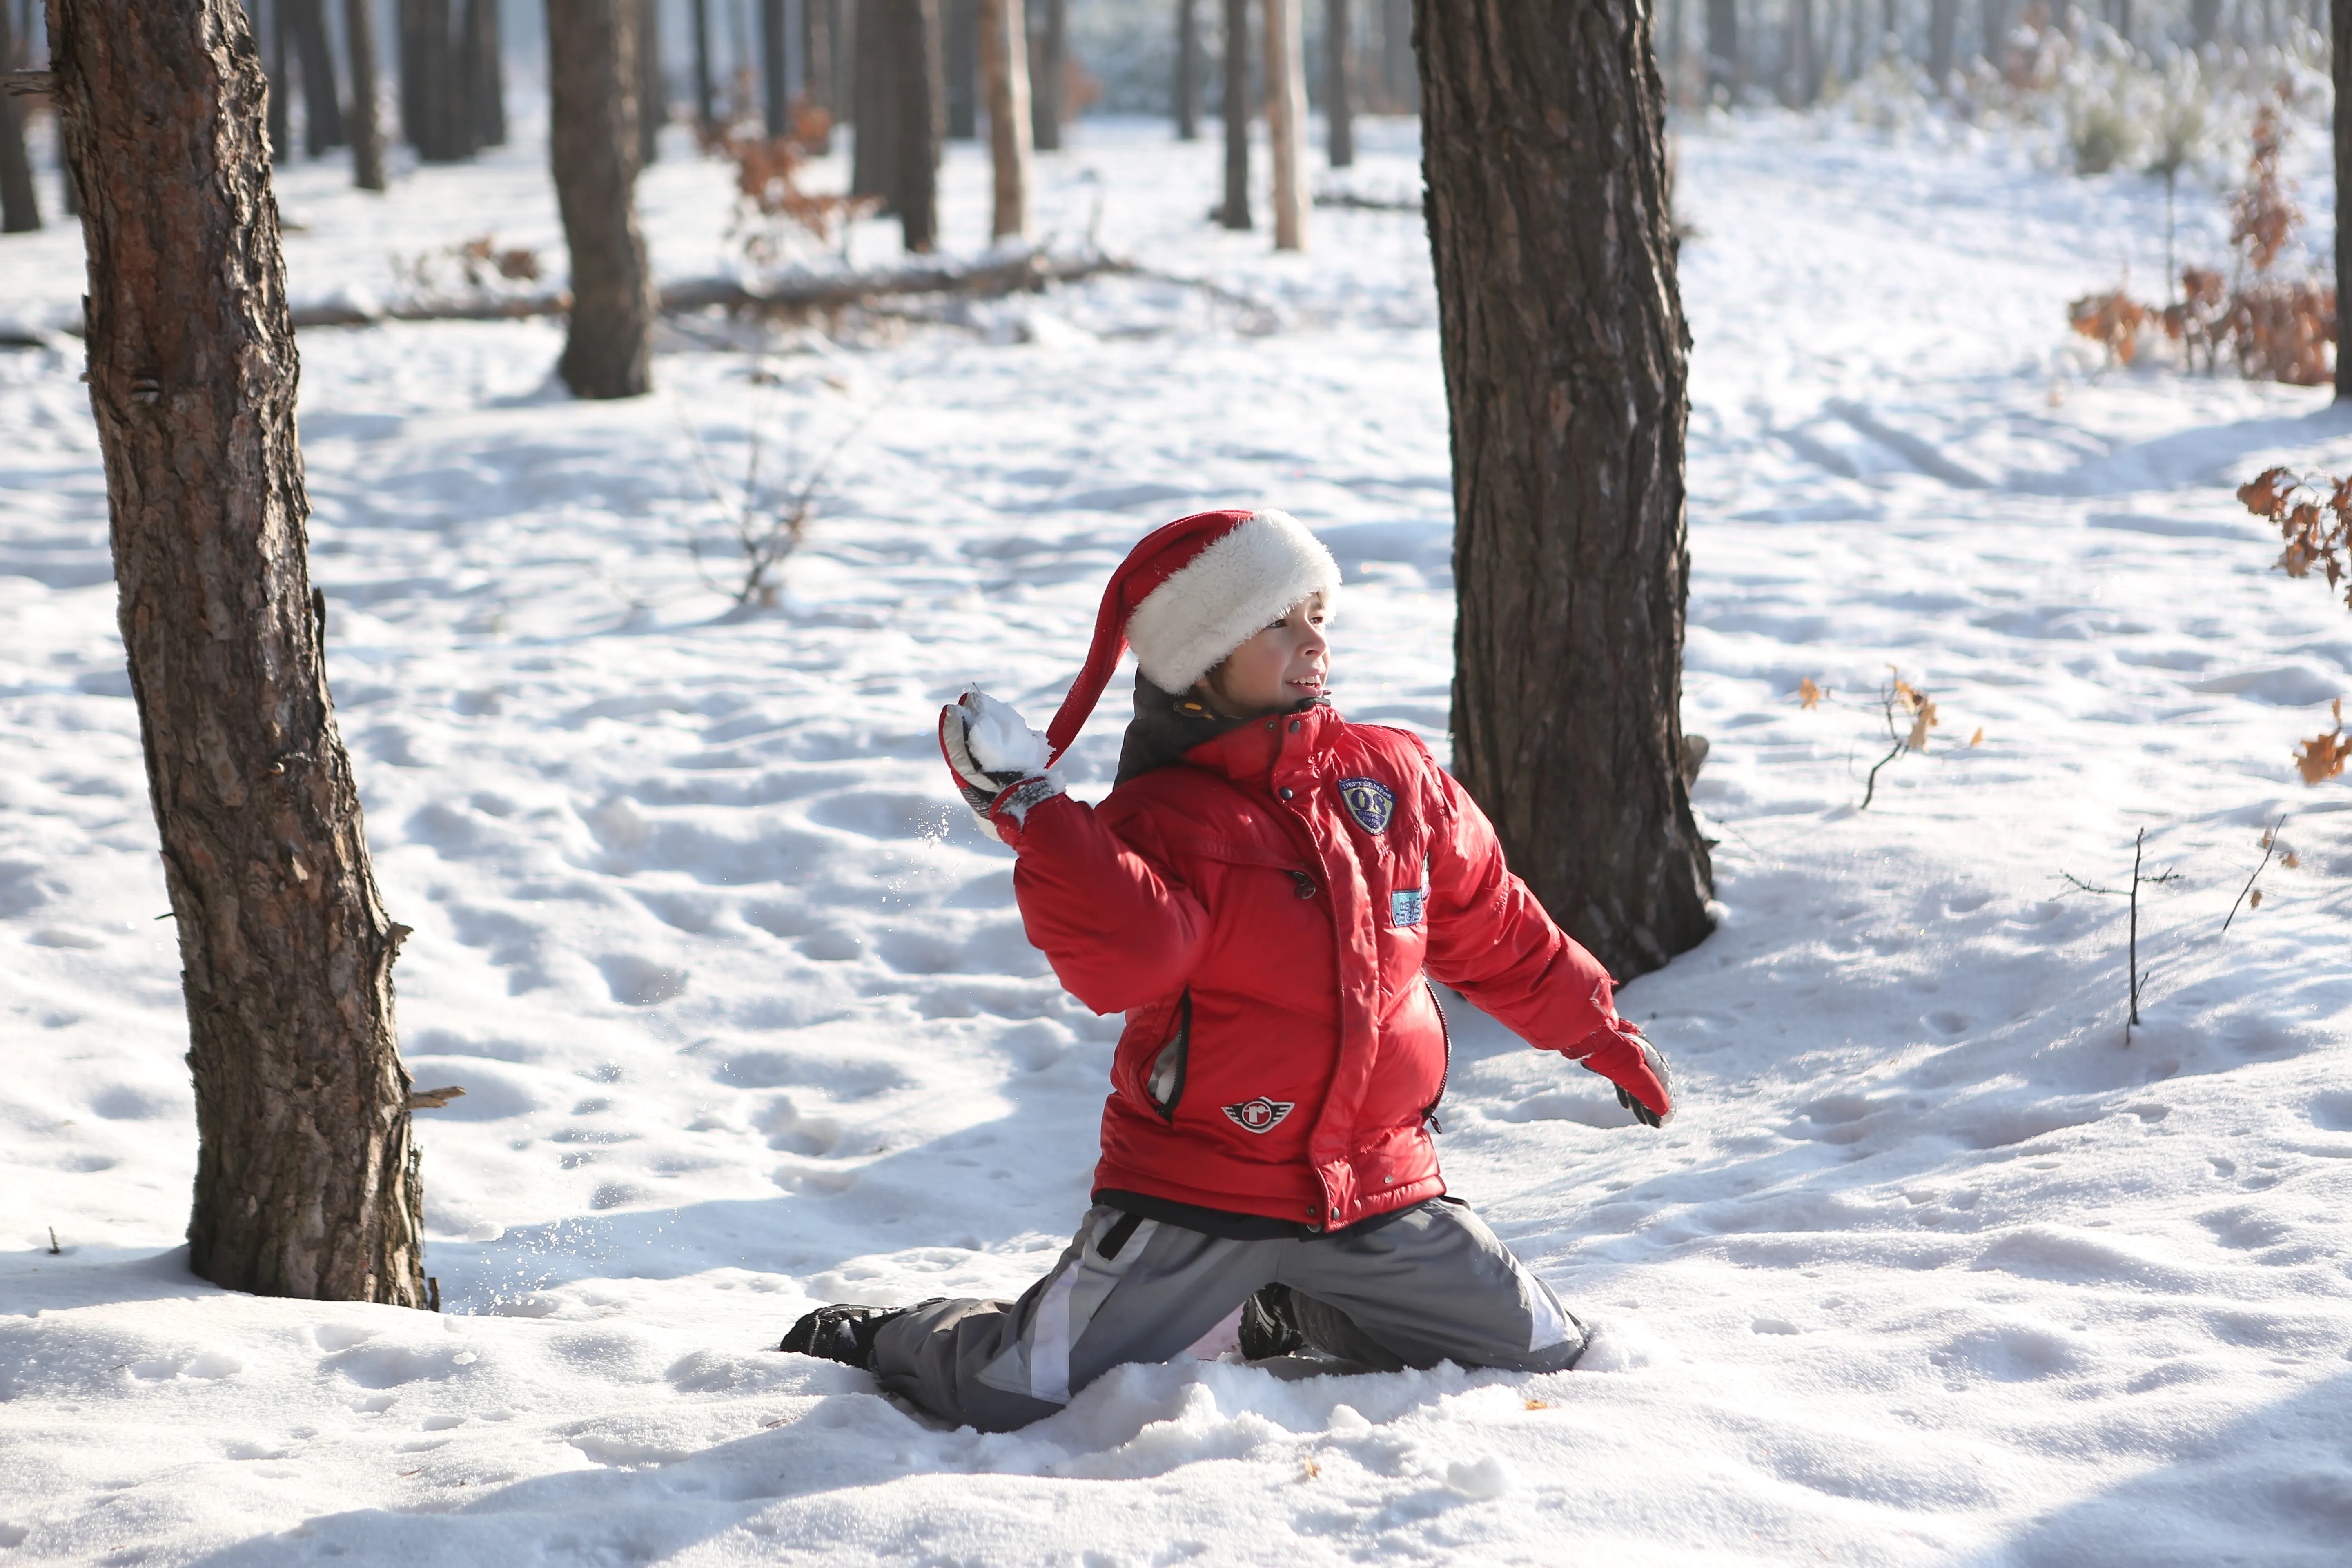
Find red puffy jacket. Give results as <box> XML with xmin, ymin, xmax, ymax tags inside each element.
<box><xmin>996</xmin><ymin>702</ymin><xmax>1636</xmax><ymax>1233</ymax></box>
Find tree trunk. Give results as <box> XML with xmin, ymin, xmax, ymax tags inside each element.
<box><xmin>883</xmin><ymin>0</ymin><xmax>941</xmax><ymax>250</ymax></box>
<box><xmin>639</xmin><ymin>0</ymin><xmax>664</xmax><ymax>162</ymax></box>
<box><xmin>1381</xmin><ymin>0</ymin><xmax>1412</xmax><ymax>109</ymax></box>
<box><xmin>464</xmin><ymin>0</ymin><xmax>502</xmax><ymax>148</ymax></box>
<box><xmin>691</xmin><ymin>0</ymin><xmax>712</xmax><ymax>125</ymax></box>
<box><xmin>1417</xmin><ymin>0</ymin><xmax>1715</xmax><ymax>980</ymax></box>
<box><xmin>1786</xmin><ymin>0</ymin><xmax>1811</xmax><ymax>101</ymax></box>
<box><xmin>1980</xmin><ymin>0</ymin><xmax>2004</xmax><ymax>66</ymax></box>
<box><xmin>1220</xmin><ymin>0</ymin><xmax>1248</xmax><ymax>227</ymax></box>
<box><xmin>289</xmin><ymin>0</ymin><xmax>344</xmax><ymax>151</ymax></box>
<box><xmin>762</xmin><ymin>0</ymin><xmax>786</xmax><ymax>134</ymax></box>
<box><xmin>268</xmin><ymin>0</ymin><xmax>292</xmax><ymax>156</ymax></box>
<box><xmin>802</xmin><ymin>0</ymin><xmax>834</xmax><ymax>148</ymax></box>
<box><xmin>47</xmin><ymin>0</ymin><xmax>427</xmax><ymax>1306</ymax></box>
<box><xmin>1704</xmin><ymin>0</ymin><xmax>1734</xmax><ymax>96</ymax></box>
<box><xmin>2192</xmin><ymin>0</ymin><xmax>2220</xmax><ymax>46</ymax></box>
<box><xmin>344</xmin><ymin>0</ymin><xmax>386</xmax><ymax>188</ymax></box>
<box><xmin>1927</xmin><ymin>0</ymin><xmax>1953</xmax><ymax>87</ymax></box>
<box><xmin>1175</xmin><ymin>0</ymin><xmax>1200</xmax><ymax>139</ymax></box>
<box><xmin>1262</xmin><ymin>0</ymin><xmax>1305</xmax><ymax>249</ymax></box>
<box><xmin>832</xmin><ymin>0</ymin><xmax>855</xmax><ymax>129</ymax></box>
<box><xmin>0</xmin><ymin>0</ymin><xmax>38</xmax><ymax>231</ymax></box>
<box><xmin>947</xmin><ymin>0</ymin><xmax>976</xmax><ymax>137</ymax></box>
<box><xmin>980</xmin><ymin>0</ymin><xmax>1029</xmax><ymax>239</ymax></box>
<box><xmin>851</xmin><ymin>0</ymin><xmax>891</xmax><ymax>198</ymax></box>
<box><xmin>1029</xmin><ymin>0</ymin><xmax>1061</xmax><ymax>149</ymax></box>
<box><xmin>2336</xmin><ymin>0</ymin><xmax>2349</xmax><ymax>399</ymax></box>
<box><xmin>547</xmin><ymin>0</ymin><xmax>655</xmax><ymax>398</ymax></box>
<box><xmin>1324</xmin><ymin>0</ymin><xmax>1352</xmax><ymax>167</ymax></box>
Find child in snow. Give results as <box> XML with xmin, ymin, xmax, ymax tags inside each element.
<box><xmin>780</xmin><ymin>509</ymin><xmax>1677</xmax><ymax>1429</ymax></box>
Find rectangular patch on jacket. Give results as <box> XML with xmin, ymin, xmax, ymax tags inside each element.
<box><xmin>1390</xmin><ymin>885</ymin><xmax>1426</xmax><ymax>928</ymax></box>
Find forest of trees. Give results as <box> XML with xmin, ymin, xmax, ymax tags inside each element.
<box><xmin>9</xmin><ymin>0</ymin><xmax>2344</xmax><ymax>1308</ymax></box>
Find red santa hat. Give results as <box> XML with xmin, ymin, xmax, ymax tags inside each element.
<box><xmin>1043</xmin><ymin>509</ymin><xmax>1343</xmax><ymax>763</ymax></box>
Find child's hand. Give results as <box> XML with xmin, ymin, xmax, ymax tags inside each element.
<box><xmin>1574</xmin><ymin>1021</ymin><xmax>1675</xmax><ymax>1127</ymax></box>
<box><xmin>939</xmin><ymin>688</ymin><xmax>1063</xmax><ymax>841</ymax></box>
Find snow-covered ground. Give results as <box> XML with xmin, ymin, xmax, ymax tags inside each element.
<box><xmin>5</xmin><ymin>102</ymin><xmax>2352</xmax><ymax>1566</ymax></box>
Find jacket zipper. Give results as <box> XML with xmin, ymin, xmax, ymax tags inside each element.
<box><xmin>1420</xmin><ymin>977</ymin><xmax>1450</xmax><ymax>1133</ymax></box>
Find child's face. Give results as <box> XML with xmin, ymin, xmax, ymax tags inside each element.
<box><xmin>1201</xmin><ymin>593</ymin><xmax>1330</xmax><ymax>718</ymax></box>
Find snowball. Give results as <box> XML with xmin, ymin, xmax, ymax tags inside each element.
<box><xmin>1446</xmin><ymin>1455</ymin><xmax>1513</xmax><ymax>1499</ymax></box>
<box><xmin>963</xmin><ymin>689</ymin><xmax>1050</xmax><ymax>775</ymax></box>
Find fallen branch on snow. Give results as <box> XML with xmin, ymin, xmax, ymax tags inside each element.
<box><xmin>282</xmin><ymin>251</ymin><xmax>1133</xmax><ymax>331</ymax></box>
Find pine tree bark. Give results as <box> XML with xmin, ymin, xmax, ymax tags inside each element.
<box><xmin>1324</xmin><ymin>0</ymin><xmax>1352</xmax><ymax>167</ymax></box>
<box><xmin>547</xmin><ymin>0</ymin><xmax>655</xmax><ymax>398</ymax></box>
<box><xmin>1029</xmin><ymin>0</ymin><xmax>1061</xmax><ymax>149</ymax></box>
<box><xmin>1381</xmin><ymin>0</ymin><xmax>1413</xmax><ymax>109</ymax></box>
<box><xmin>1418</xmin><ymin>0</ymin><xmax>1715</xmax><ymax>980</ymax></box>
<box><xmin>267</xmin><ymin>0</ymin><xmax>292</xmax><ymax>155</ymax></box>
<box><xmin>1175</xmin><ymin>0</ymin><xmax>1200</xmax><ymax>139</ymax></box>
<box><xmin>1262</xmin><ymin>0</ymin><xmax>1305</xmax><ymax>249</ymax></box>
<box><xmin>47</xmin><ymin>0</ymin><xmax>426</xmax><ymax>1305</ymax></box>
<box><xmin>463</xmin><ymin>0</ymin><xmax>502</xmax><ymax>148</ymax></box>
<box><xmin>883</xmin><ymin>0</ymin><xmax>941</xmax><ymax>250</ymax></box>
<box><xmin>2336</xmin><ymin>0</ymin><xmax>2350</xmax><ymax>399</ymax></box>
<box><xmin>1219</xmin><ymin>0</ymin><xmax>1249</xmax><ymax>227</ymax></box>
<box><xmin>0</xmin><ymin>0</ymin><xmax>39</xmax><ymax>232</ymax></box>
<box><xmin>980</xmin><ymin>0</ymin><xmax>1029</xmax><ymax>239</ymax></box>
<box><xmin>344</xmin><ymin>0</ymin><xmax>386</xmax><ymax>189</ymax></box>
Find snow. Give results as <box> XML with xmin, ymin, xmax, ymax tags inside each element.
<box><xmin>958</xmin><ymin>689</ymin><xmax>1052</xmax><ymax>777</ymax></box>
<box><xmin>5</xmin><ymin>100</ymin><xmax>2352</xmax><ymax>1567</ymax></box>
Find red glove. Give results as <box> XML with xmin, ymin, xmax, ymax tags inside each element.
<box><xmin>1573</xmin><ymin>1020</ymin><xmax>1675</xmax><ymax>1127</ymax></box>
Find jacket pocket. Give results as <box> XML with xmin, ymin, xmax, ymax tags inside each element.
<box><xmin>1140</xmin><ymin>988</ymin><xmax>1191</xmax><ymax>1122</ymax></box>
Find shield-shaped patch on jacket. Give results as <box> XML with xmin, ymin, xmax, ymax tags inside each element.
<box><xmin>1337</xmin><ymin>777</ymin><xmax>1394</xmax><ymax>834</ymax></box>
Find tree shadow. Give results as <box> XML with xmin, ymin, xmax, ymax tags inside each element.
<box><xmin>2013</xmin><ymin>401</ymin><xmax>2352</xmax><ymax>500</ymax></box>
<box><xmin>0</xmin><ymin>1244</ymin><xmax>228</xmax><ymax>1315</ymax></box>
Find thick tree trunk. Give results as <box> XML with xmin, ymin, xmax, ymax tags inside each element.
<box><xmin>2336</xmin><ymin>0</ymin><xmax>2349</xmax><ymax>399</ymax></box>
<box><xmin>762</xmin><ymin>0</ymin><xmax>787</xmax><ymax>134</ymax></box>
<box><xmin>1324</xmin><ymin>0</ymin><xmax>1352</xmax><ymax>167</ymax></box>
<box><xmin>1927</xmin><ymin>0</ymin><xmax>1953</xmax><ymax>87</ymax></box>
<box><xmin>1417</xmin><ymin>0</ymin><xmax>1715</xmax><ymax>980</ymax></box>
<box><xmin>1175</xmin><ymin>0</ymin><xmax>1200</xmax><ymax>139</ymax></box>
<box><xmin>344</xmin><ymin>0</ymin><xmax>386</xmax><ymax>188</ymax></box>
<box><xmin>850</xmin><ymin>0</ymin><xmax>891</xmax><ymax>198</ymax></box>
<box><xmin>1029</xmin><ymin>0</ymin><xmax>1061</xmax><ymax>149</ymax></box>
<box><xmin>547</xmin><ymin>0</ymin><xmax>655</xmax><ymax>398</ymax></box>
<box><xmin>2192</xmin><ymin>0</ymin><xmax>2220</xmax><ymax>46</ymax></box>
<box><xmin>639</xmin><ymin>0</ymin><xmax>664</xmax><ymax>162</ymax></box>
<box><xmin>980</xmin><ymin>0</ymin><xmax>1029</xmax><ymax>239</ymax></box>
<box><xmin>947</xmin><ymin>0</ymin><xmax>976</xmax><ymax>137</ymax></box>
<box><xmin>0</xmin><ymin>1</ymin><xmax>38</xmax><ymax>231</ymax></box>
<box><xmin>883</xmin><ymin>0</ymin><xmax>941</xmax><ymax>250</ymax></box>
<box><xmin>400</xmin><ymin>0</ymin><xmax>464</xmax><ymax>159</ymax></box>
<box><xmin>1980</xmin><ymin>0</ymin><xmax>2004</xmax><ymax>65</ymax></box>
<box><xmin>47</xmin><ymin>0</ymin><xmax>425</xmax><ymax>1305</ymax></box>
<box><xmin>1262</xmin><ymin>0</ymin><xmax>1305</xmax><ymax>250</ymax></box>
<box><xmin>1219</xmin><ymin>0</ymin><xmax>1248</xmax><ymax>227</ymax></box>
<box><xmin>290</xmin><ymin>0</ymin><xmax>344</xmax><ymax>152</ymax></box>
<box><xmin>1703</xmin><ymin>0</ymin><xmax>1734</xmax><ymax>96</ymax></box>
<box><xmin>691</xmin><ymin>0</ymin><xmax>712</xmax><ymax>124</ymax></box>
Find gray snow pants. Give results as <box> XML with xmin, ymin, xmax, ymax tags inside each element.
<box><xmin>869</xmin><ymin>1195</ymin><xmax>1586</xmax><ymax>1431</ymax></box>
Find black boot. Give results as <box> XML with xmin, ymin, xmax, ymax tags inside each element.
<box><xmin>1238</xmin><ymin>1283</ymin><xmax>1305</xmax><ymax>1360</ymax></box>
<box><xmin>778</xmin><ymin>1303</ymin><xmax>907</xmax><ymax>1369</ymax></box>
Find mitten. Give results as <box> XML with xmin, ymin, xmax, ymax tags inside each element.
<box><xmin>938</xmin><ymin>687</ymin><xmax>1064</xmax><ymax>842</ymax></box>
<box><xmin>1573</xmin><ymin>1019</ymin><xmax>1675</xmax><ymax>1127</ymax></box>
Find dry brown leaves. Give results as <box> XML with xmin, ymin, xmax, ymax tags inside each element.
<box><xmin>700</xmin><ymin>105</ymin><xmax>878</xmax><ymax>253</ymax></box>
<box><xmin>2237</xmin><ymin>468</ymin><xmax>2352</xmax><ymax>605</ymax></box>
<box><xmin>1798</xmin><ymin>677</ymin><xmax>1825</xmax><ymax>710</ymax></box>
<box><xmin>2069</xmin><ymin>290</ymin><xmax>2150</xmax><ymax>364</ymax></box>
<box><xmin>2229</xmin><ymin>101</ymin><xmax>2301</xmax><ymax>275</ymax></box>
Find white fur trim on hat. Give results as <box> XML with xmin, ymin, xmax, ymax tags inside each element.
<box><xmin>1124</xmin><ymin>510</ymin><xmax>1342</xmax><ymax>693</ymax></box>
